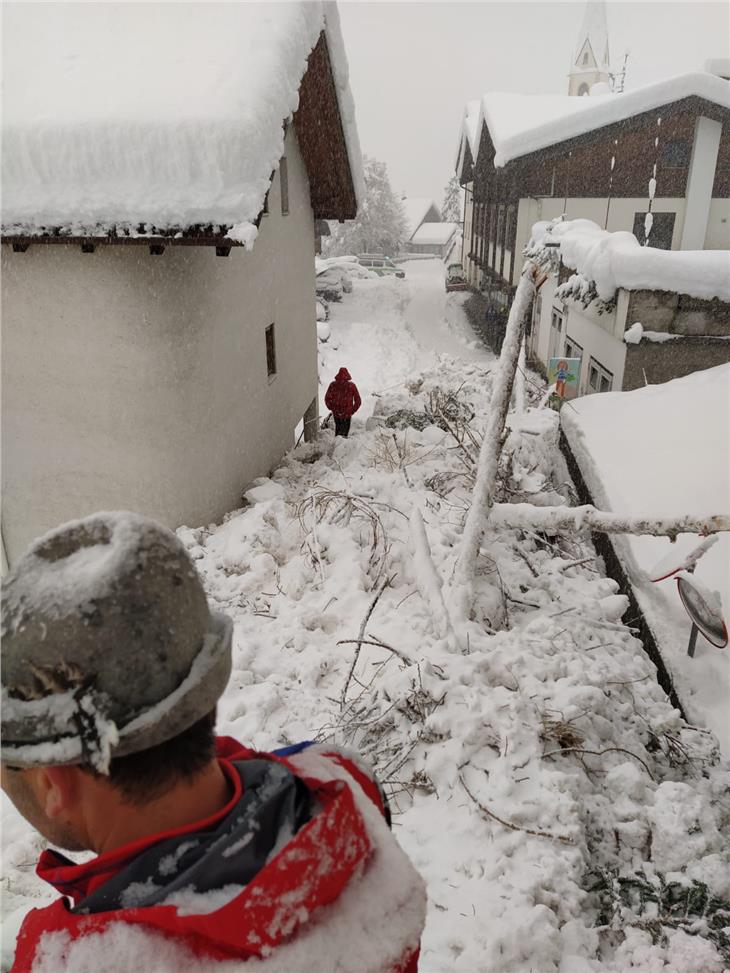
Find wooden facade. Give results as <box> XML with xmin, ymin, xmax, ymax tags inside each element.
<box><xmin>460</xmin><ymin>95</ymin><xmax>730</xmax><ymax>295</ymax></box>
<box><xmin>293</xmin><ymin>32</ymin><xmax>358</xmax><ymax>222</ymax></box>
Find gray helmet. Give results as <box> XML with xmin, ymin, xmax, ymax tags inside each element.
<box><xmin>1</xmin><ymin>512</ymin><xmax>232</xmax><ymax>773</ymax></box>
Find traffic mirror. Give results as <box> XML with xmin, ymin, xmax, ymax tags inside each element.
<box><xmin>676</xmin><ymin>573</ymin><xmax>728</xmax><ymax>651</ymax></box>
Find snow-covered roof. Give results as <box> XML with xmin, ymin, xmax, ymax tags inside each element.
<box><xmin>458</xmin><ymin>72</ymin><xmax>730</xmax><ymax>170</ymax></box>
<box><xmin>530</xmin><ymin>218</ymin><xmax>730</xmax><ymax>304</ymax></box>
<box><xmin>454</xmin><ymin>99</ymin><xmax>481</xmax><ymax>179</ymax></box>
<box><xmin>463</xmin><ymin>100</ymin><xmax>481</xmax><ymax>159</ymax></box>
<box><xmin>401</xmin><ymin>198</ymin><xmax>440</xmax><ymax>240</ymax></box>
<box><xmin>1</xmin><ymin>2</ymin><xmax>363</xmax><ymax>245</ymax></box>
<box><xmin>410</xmin><ymin>222</ymin><xmax>458</xmax><ymax>246</ymax></box>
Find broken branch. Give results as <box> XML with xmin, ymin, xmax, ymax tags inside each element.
<box><xmin>489</xmin><ymin>504</ymin><xmax>730</xmax><ymax>539</ymax></box>
<box><xmin>340</xmin><ymin>574</ymin><xmax>395</xmax><ymax>708</ymax></box>
<box><xmin>459</xmin><ymin>772</ymin><xmax>575</xmax><ymax>845</ymax></box>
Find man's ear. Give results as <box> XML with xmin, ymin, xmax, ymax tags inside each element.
<box><xmin>30</xmin><ymin>765</ymin><xmax>80</xmax><ymax>819</ymax></box>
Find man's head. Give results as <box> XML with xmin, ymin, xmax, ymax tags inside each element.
<box><xmin>1</xmin><ymin>512</ymin><xmax>233</xmax><ymax>849</ymax></box>
<box><xmin>1</xmin><ymin>710</ymin><xmax>218</xmax><ymax>851</ymax></box>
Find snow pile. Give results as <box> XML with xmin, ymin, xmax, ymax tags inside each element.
<box><xmin>3</xmin><ymin>266</ymin><xmax>729</xmax><ymax>972</ymax></box>
<box><xmin>624</xmin><ymin>323</ymin><xmax>684</xmax><ymax>344</ymax></box>
<box><xmin>562</xmin><ymin>364</ymin><xmax>730</xmax><ymax>754</ymax></box>
<box><xmin>459</xmin><ymin>72</ymin><xmax>730</xmax><ymax>168</ymax></box>
<box><xmin>530</xmin><ymin>218</ymin><xmax>730</xmax><ymax>303</ymax></box>
<box><xmin>624</xmin><ymin>322</ymin><xmax>644</xmax><ymax>344</ymax></box>
<box><xmin>1</xmin><ymin>2</ymin><xmax>362</xmax><ymax>241</ymax></box>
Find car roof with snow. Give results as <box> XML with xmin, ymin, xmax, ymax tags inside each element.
<box><xmin>1</xmin><ymin>2</ymin><xmax>362</xmax><ymax>245</ymax></box>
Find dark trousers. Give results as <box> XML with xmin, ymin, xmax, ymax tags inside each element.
<box><xmin>334</xmin><ymin>416</ymin><xmax>351</xmax><ymax>438</ymax></box>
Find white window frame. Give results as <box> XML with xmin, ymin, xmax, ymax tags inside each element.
<box><xmin>564</xmin><ymin>335</ymin><xmax>584</xmax><ymax>390</ymax></box>
<box><xmin>548</xmin><ymin>308</ymin><xmax>564</xmax><ymax>362</ymax></box>
<box><xmin>564</xmin><ymin>334</ymin><xmax>583</xmax><ymax>361</ymax></box>
<box><xmin>586</xmin><ymin>356</ymin><xmax>613</xmax><ymax>394</ymax></box>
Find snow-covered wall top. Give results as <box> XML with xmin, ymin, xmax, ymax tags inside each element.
<box><xmin>530</xmin><ymin>218</ymin><xmax>730</xmax><ymax>303</ymax></box>
<box><xmin>1</xmin><ymin>2</ymin><xmax>362</xmax><ymax>245</ymax></box>
<box><xmin>459</xmin><ymin>72</ymin><xmax>730</xmax><ymax>170</ymax></box>
<box><xmin>561</xmin><ymin>363</ymin><xmax>730</xmax><ymax>753</ymax></box>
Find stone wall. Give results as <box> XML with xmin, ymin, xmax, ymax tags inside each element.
<box><xmin>623</xmin><ymin>336</ymin><xmax>730</xmax><ymax>389</ymax></box>
<box><xmin>626</xmin><ymin>289</ymin><xmax>730</xmax><ymax>336</ymax></box>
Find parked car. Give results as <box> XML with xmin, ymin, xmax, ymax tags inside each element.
<box><xmin>357</xmin><ymin>254</ymin><xmax>405</xmax><ymax>278</ymax></box>
<box><xmin>445</xmin><ymin>263</ymin><xmax>468</xmax><ymax>292</ymax></box>
<box><xmin>315</xmin><ymin>264</ymin><xmax>354</xmax><ymax>303</ymax></box>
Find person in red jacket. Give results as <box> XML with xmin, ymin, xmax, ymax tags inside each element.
<box><xmin>1</xmin><ymin>512</ymin><xmax>425</xmax><ymax>973</ymax></box>
<box><xmin>325</xmin><ymin>366</ymin><xmax>361</xmax><ymax>437</ymax></box>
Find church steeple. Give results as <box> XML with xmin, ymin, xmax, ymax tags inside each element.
<box><xmin>568</xmin><ymin>1</ymin><xmax>611</xmax><ymax>96</ymax></box>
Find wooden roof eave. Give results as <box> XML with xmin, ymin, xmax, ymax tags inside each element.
<box><xmin>293</xmin><ymin>31</ymin><xmax>358</xmax><ymax>222</ymax></box>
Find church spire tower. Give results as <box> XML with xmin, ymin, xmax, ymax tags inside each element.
<box><xmin>568</xmin><ymin>1</ymin><xmax>611</xmax><ymax>96</ymax></box>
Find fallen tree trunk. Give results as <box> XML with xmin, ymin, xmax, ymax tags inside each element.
<box><xmin>489</xmin><ymin>503</ymin><xmax>730</xmax><ymax>540</ymax></box>
<box><xmin>449</xmin><ymin>262</ymin><xmax>543</xmax><ymax>623</ymax></box>
<box><xmin>513</xmin><ymin>338</ymin><xmax>526</xmax><ymax>415</ymax></box>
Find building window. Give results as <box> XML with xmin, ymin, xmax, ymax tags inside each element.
<box><xmin>660</xmin><ymin>139</ymin><xmax>691</xmax><ymax>169</ymax></box>
<box><xmin>494</xmin><ymin>206</ymin><xmax>504</xmax><ymax>271</ymax></box>
<box><xmin>632</xmin><ymin>211</ymin><xmax>675</xmax><ymax>250</ymax></box>
<box><xmin>548</xmin><ymin>308</ymin><xmax>564</xmax><ymax>361</ymax></box>
<box><xmin>265</xmin><ymin>323</ymin><xmax>277</xmax><ymax>378</ymax></box>
<box><xmin>564</xmin><ymin>335</ymin><xmax>583</xmax><ymax>361</ymax></box>
<box><xmin>582</xmin><ymin>52</ymin><xmax>589</xmax><ymax>66</ymax></box>
<box><xmin>587</xmin><ymin>356</ymin><xmax>613</xmax><ymax>394</ymax></box>
<box><xmin>280</xmin><ymin>157</ymin><xmax>289</xmax><ymax>216</ymax></box>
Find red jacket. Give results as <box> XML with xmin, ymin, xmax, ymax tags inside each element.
<box><xmin>11</xmin><ymin>740</ymin><xmax>425</xmax><ymax>972</ymax></box>
<box><xmin>325</xmin><ymin>367</ymin><xmax>361</xmax><ymax>419</ymax></box>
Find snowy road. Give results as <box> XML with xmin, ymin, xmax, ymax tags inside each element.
<box><xmin>400</xmin><ymin>260</ymin><xmax>492</xmax><ymax>364</ymax></box>
<box><xmin>318</xmin><ymin>257</ymin><xmax>493</xmax><ymax>422</ymax></box>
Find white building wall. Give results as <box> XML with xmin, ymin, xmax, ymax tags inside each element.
<box><xmin>1</xmin><ymin>127</ymin><xmax>317</xmax><ymax>564</ymax></box>
<box><xmin>559</xmin><ymin>301</ymin><xmax>628</xmax><ymax>393</ymax></box>
<box><xmin>515</xmin><ymin>196</ymin><xmax>689</xmax><ymax>261</ymax></box>
<box><xmin>462</xmin><ymin>183</ymin><xmax>474</xmax><ymax>279</ymax></box>
<box><xmin>704</xmin><ymin>198</ymin><xmax>730</xmax><ymax>249</ymax></box>
<box><xmin>681</xmin><ymin>116</ymin><xmax>722</xmax><ymax>250</ymax></box>
<box><xmin>531</xmin><ymin>270</ymin><xmax>629</xmax><ymax>392</ymax></box>
<box><xmin>534</xmin><ymin>276</ymin><xmax>557</xmax><ymax>365</ymax></box>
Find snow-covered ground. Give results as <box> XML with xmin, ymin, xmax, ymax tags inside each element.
<box><xmin>3</xmin><ymin>260</ymin><xmax>729</xmax><ymax>972</ymax></box>
<box><xmin>562</xmin><ymin>365</ymin><xmax>730</xmax><ymax>756</ymax></box>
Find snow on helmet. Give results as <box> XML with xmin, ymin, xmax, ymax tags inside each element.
<box><xmin>1</xmin><ymin>512</ymin><xmax>232</xmax><ymax>773</ymax></box>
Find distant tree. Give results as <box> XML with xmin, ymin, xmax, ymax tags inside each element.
<box><xmin>441</xmin><ymin>174</ymin><xmax>462</xmax><ymax>223</ymax></box>
<box><xmin>323</xmin><ymin>156</ymin><xmax>408</xmax><ymax>257</ymax></box>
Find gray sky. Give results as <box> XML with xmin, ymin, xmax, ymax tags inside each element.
<box><xmin>337</xmin><ymin>1</ymin><xmax>730</xmax><ymax>205</ymax></box>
